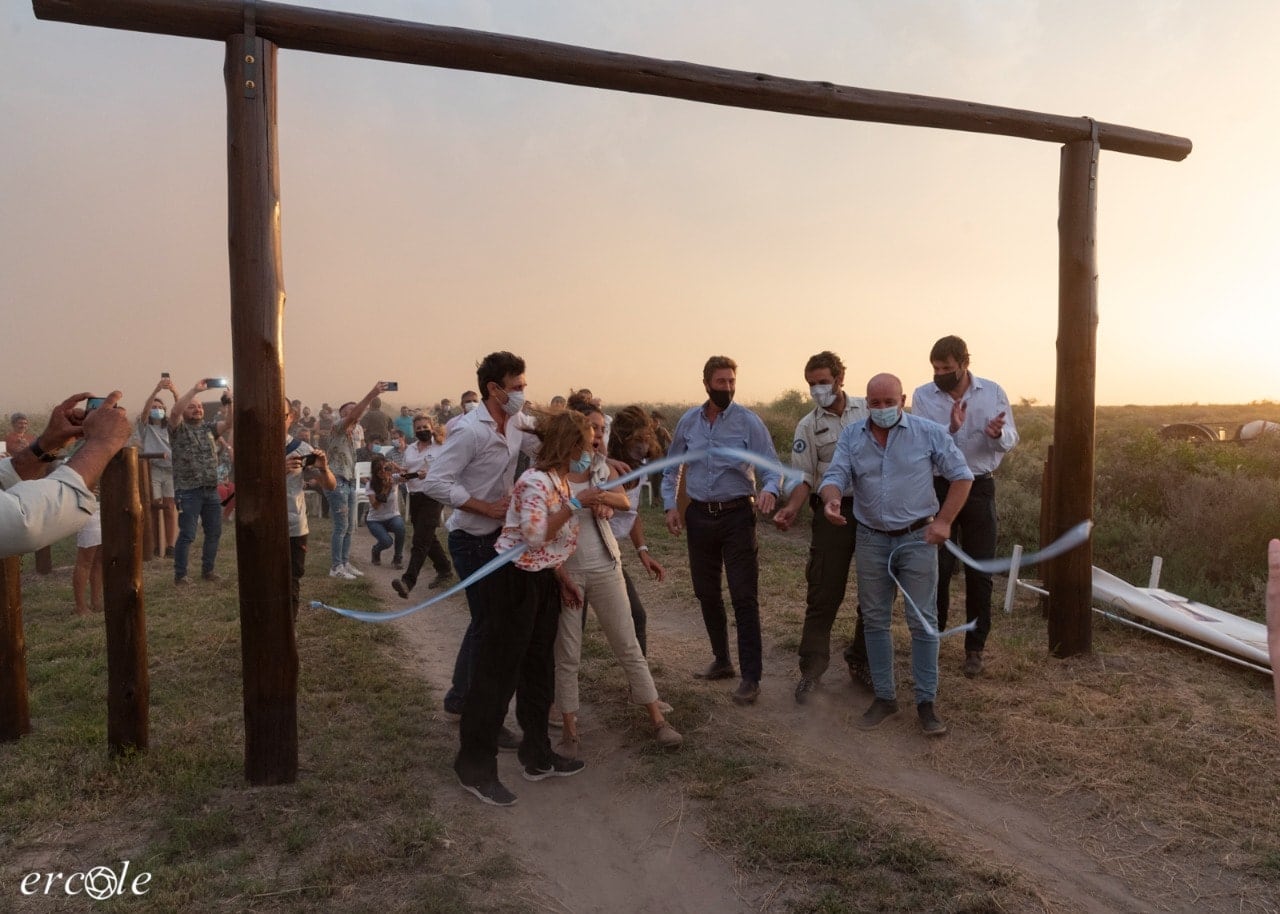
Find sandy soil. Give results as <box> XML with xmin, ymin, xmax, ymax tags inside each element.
<box><xmin>350</xmin><ymin>523</ymin><xmax>1254</xmax><ymax>914</ymax></box>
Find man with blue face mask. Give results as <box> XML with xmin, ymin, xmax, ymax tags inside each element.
<box><xmin>424</xmin><ymin>351</ymin><xmax>539</xmax><ymax>747</ymax></box>
<box><xmin>819</xmin><ymin>373</ymin><xmax>972</xmax><ymax>737</ymax></box>
<box><xmin>773</xmin><ymin>352</ymin><xmax>872</xmax><ymax>704</ymax></box>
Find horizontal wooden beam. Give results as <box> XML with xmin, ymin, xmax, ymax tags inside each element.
<box><xmin>34</xmin><ymin>0</ymin><xmax>1191</xmax><ymax>162</ymax></box>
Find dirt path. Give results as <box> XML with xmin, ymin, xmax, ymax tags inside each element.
<box><xmin>350</xmin><ymin>524</ymin><xmax>1227</xmax><ymax>913</ymax></box>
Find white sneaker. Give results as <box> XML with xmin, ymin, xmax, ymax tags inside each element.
<box><xmin>342</xmin><ymin>562</ymin><xmax>364</xmax><ymax>577</ymax></box>
<box><xmin>329</xmin><ymin>565</ymin><xmax>356</xmax><ymax>580</ymax></box>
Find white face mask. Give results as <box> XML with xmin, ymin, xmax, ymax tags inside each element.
<box><xmin>809</xmin><ymin>384</ymin><xmax>837</xmax><ymax>409</ymax></box>
<box><xmin>462</xmin><ymin>401</ymin><xmax>479</xmax><ymax>413</ymax></box>
<box><xmin>499</xmin><ymin>389</ymin><xmax>525</xmax><ymax>417</ymax></box>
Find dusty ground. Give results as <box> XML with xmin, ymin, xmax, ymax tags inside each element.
<box><xmin>350</xmin><ymin>523</ymin><xmax>1269</xmax><ymax>914</ymax></box>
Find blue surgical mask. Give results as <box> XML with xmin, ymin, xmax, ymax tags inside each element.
<box><xmin>150</xmin><ymin>409</ymin><xmax>165</xmax><ymax>422</ymax></box>
<box><xmin>571</xmin><ymin>451</ymin><xmax>592</xmax><ymax>473</ymax></box>
<box><xmin>869</xmin><ymin>407</ymin><xmax>901</xmax><ymax>429</ymax></box>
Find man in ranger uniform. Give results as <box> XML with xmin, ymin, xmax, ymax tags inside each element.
<box><xmin>773</xmin><ymin>351</ymin><xmax>871</xmax><ymax>703</ymax></box>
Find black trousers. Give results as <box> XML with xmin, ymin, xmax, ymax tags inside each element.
<box><xmin>797</xmin><ymin>498</ymin><xmax>868</xmax><ymax>677</ymax></box>
<box><xmin>685</xmin><ymin>502</ymin><xmax>762</xmax><ymax>682</ymax></box>
<box><xmin>935</xmin><ymin>475</ymin><xmax>997</xmax><ymax>652</ymax></box>
<box><xmin>454</xmin><ymin>564</ymin><xmax>560</xmax><ymax>785</ymax></box>
<box><xmin>403</xmin><ymin>492</ymin><xmax>452</xmax><ymax>588</ymax></box>
<box><xmin>289</xmin><ymin>534</ymin><xmax>307</xmax><ymax>620</ymax></box>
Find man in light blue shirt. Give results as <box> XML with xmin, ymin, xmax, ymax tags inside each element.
<box><xmin>819</xmin><ymin>373</ymin><xmax>972</xmax><ymax>737</ymax></box>
<box><xmin>662</xmin><ymin>356</ymin><xmax>781</xmax><ymax>705</ymax></box>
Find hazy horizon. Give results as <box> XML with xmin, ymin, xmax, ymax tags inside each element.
<box><xmin>4</xmin><ymin>1</ymin><xmax>1278</xmax><ymax>413</ymax></box>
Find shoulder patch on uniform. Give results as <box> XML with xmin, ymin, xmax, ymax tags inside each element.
<box><xmin>792</xmin><ymin>440</ymin><xmax>806</xmax><ymax>453</ymax></box>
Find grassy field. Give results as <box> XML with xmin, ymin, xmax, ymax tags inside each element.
<box><xmin>3</xmin><ymin>400</ymin><xmax>1280</xmax><ymax>911</ymax></box>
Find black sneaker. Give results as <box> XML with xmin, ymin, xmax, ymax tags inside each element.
<box><xmin>392</xmin><ymin>557</ymin><xmax>403</xmax><ymax>570</ymax></box>
<box><xmin>392</xmin><ymin>577</ymin><xmax>410</xmax><ymax>599</ymax></box>
<box><xmin>794</xmin><ymin>676</ymin><xmax>818</xmax><ymax>705</ymax></box>
<box><xmin>857</xmin><ymin>697</ymin><xmax>900</xmax><ymax>730</ymax></box>
<box><xmin>370</xmin><ymin>548</ymin><xmax>381</xmax><ymax>566</ymax></box>
<box><xmin>457</xmin><ymin>774</ymin><xmax>518</xmax><ymax>807</ymax></box>
<box><xmin>428</xmin><ymin>570</ymin><xmax>455</xmax><ymax>589</ymax></box>
<box><xmin>522</xmin><ymin>753</ymin><xmax>586</xmax><ymax>781</ymax></box>
<box><xmin>497</xmin><ymin>725</ymin><xmax>521</xmax><ymax>752</ymax></box>
<box><xmin>917</xmin><ymin>701</ymin><xmax>948</xmax><ymax>737</ymax></box>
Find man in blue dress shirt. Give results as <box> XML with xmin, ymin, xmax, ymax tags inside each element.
<box><xmin>662</xmin><ymin>356</ymin><xmax>781</xmax><ymax>705</ymax></box>
<box><xmin>819</xmin><ymin>373</ymin><xmax>973</xmax><ymax>736</ymax></box>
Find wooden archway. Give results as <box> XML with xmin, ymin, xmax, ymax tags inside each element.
<box><xmin>32</xmin><ymin>0</ymin><xmax>1191</xmax><ymax>784</ymax></box>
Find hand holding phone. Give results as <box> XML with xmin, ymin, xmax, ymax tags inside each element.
<box><xmin>204</xmin><ymin>377</ymin><xmax>229</xmax><ymax>389</ymax></box>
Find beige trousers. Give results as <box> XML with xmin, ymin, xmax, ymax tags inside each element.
<box><xmin>555</xmin><ymin>559</ymin><xmax>658</xmax><ymax>713</ymax></box>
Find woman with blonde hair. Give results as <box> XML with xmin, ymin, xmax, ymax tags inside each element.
<box><xmin>555</xmin><ymin>404</ymin><xmax>682</xmax><ymax>758</ymax></box>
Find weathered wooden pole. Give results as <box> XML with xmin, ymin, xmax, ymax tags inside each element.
<box><xmin>34</xmin><ymin>546</ymin><xmax>52</xmax><ymax>575</ymax></box>
<box><xmin>137</xmin><ymin>455</ymin><xmax>157</xmax><ymax>559</ymax></box>
<box><xmin>1047</xmin><ymin>137</ymin><xmax>1099</xmax><ymax>657</ymax></box>
<box><xmin>100</xmin><ymin>446</ymin><xmax>149</xmax><ymax>753</ymax></box>
<box><xmin>33</xmin><ymin>0</ymin><xmax>1191</xmax><ymax>162</ymax></box>
<box><xmin>0</xmin><ymin>555</ymin><xmax>30</xmax><ymax>740</ymax></box>
<box><xmin>225</xmin><ymin>27</ymin><xmax>297</xmax><ymax>786</ymax></box>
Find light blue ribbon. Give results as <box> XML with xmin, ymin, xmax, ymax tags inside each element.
<box><xmin>889</xmin><ymin>521</ymin><xmax>1094</xmax><ymax>638</ymax></box>
<box><xmin>310</xmin><ymin>446</ymin><xmax>804</xmax><ymax>622</ymax></box>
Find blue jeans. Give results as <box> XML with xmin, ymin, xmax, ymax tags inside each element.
<box><xmin>367</xmin><ymin>514</ymin><xmax>405</xmax><ymax>562</ymax></box>
<box><xmin>326</xmin><ymin>480</ymin><xmax>357</xmax><ymax>567</ymax></box>
<box><xmin>854</xmin><ymin>525</ymin><xmax>939</xmax><ymax>704</ymax></box>
<box><xmin>174</xmin><ymin>486</ymin><xmax>222</xmax><ymax>580</ymax></box>
<box><xmin>444</xmin><ymin>528</ymin><xmax>500</xmax><ymax>712</ymax></box>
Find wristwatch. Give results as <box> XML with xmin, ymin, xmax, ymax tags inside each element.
<box><xmin>29</xmin><ymin>438</ymin><xmax>59</xmax><ymax>463</ymax></box>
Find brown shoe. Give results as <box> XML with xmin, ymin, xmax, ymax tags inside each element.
<box><xmin>653</xmin><ymin>722</ymin><xmax>683</xmax><ymax>749</ymax></box>
<box><xmin>857</xmin><ymin>697</ymin><xmax>900</xmax><ymax>730</ymax></box>
<box><xmin>694</xmin><ymin>660</ymin><xmax>736</xmax><ymax>681</ymax></box>
<box><xmin>963</xmin><ymin>651</ymin><xmax>984</xmax><ymax>678</ymax></box>
<box><xmin>731</xmin><ymin>679</ymin><xmax>760</xmax><ymax>705</ymax></box>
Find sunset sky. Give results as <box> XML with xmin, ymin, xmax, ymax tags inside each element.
<box><xmin>3</xmin><ymin>1</ymin><xmax>1278</xmax><ymax>416</ymax></box>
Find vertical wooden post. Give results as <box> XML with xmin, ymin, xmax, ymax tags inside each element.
<box><xmin>0</xmin><ymin>555</ymin><xmax>30</xmax><ymax>740</ymax></box>
<box><xmin>100</xmin><ymin>446</ymin><xmax>149</xmax><ymax>754</ymax></box>
<box><xmin>35</xmin><ymin>546</ymin><xmax>52</xmax><ymax>575</ymax></box>
<box><xmin>226</xmin><ymin>31</ymin><xmax>297</xmax><ymax>785</ymax></box>
<box><xmin>138</xmin><ymin>456</ymin><xmax>157</xmax><ymax>559</ymax></box>
<box><xmin>1039</xmin><ymin>444</ymin><xmax>1055</xmax><ymax>618</ymax></box>
<box><xmin>1047</xmin><ymin>136</ymin><xmax>1099</xmax><ymax>657</ymax></box>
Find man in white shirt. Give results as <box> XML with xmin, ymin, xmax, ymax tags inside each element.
<box><xmin>1</xmin><ymin>391</ymin><xmax>132</xmax><ymax>558</ymax></box>
<box><xmin>910</xmin><ymin>335</ymin><xmax>1018</xmax><ymax>678</ymax></box>
<box><xmin>423</xmin><ymin>352</ymin><xmax>538</xmax><ymax>735</ymax></box>
<box><xmin>393</xmin><ymin>414</ymin><xmax>454</xmax><ymax>598</ymax></box>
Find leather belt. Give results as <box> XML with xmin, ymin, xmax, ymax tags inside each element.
<box><xmin>861</xmin><ymin>516</ymin><xmax>933</xmax><ymax>537</ymax></box>
<box><xmin>689</xmin><ymin>497</ymin><xmax>753</xmax><ymax>515</ymax></box>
